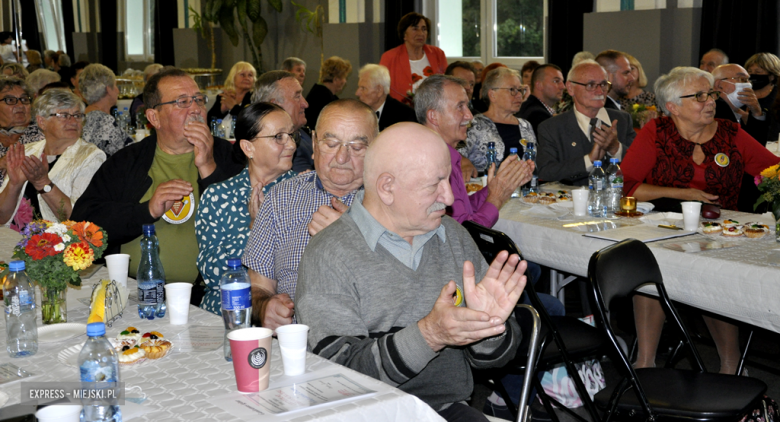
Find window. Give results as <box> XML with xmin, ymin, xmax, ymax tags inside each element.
<box><xmin>430</xmin><ymin>0</ymin><xmax>546</xmax><ymax>67</ymax></box>
<box><xmin>36</xmin><ymin>0</ymin><xmax>67</xmax><ymax>53</ymax></box>
<box><xmin>124</xmin><ymin>0</ymin><xmax>154</xmax><ymax>61</ymax></box>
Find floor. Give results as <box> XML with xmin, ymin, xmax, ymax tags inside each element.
<box><xmin>471</xmin><ymin>279</ymin><xmax>780</xmax><ymax>421</ymax></box>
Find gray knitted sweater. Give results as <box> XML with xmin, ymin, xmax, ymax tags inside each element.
<box><xmin>295</xmin><ymin>213</ymin><xmax>521</xmax><ymax>411</ymax></box>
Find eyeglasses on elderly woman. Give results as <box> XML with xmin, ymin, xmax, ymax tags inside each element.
<box><xmin>0</xmin><ymin>96</ymin><xmax>31</xmax><ymax>105</ymax></box>
<box><xmin>49</xmin><ymin>112</ymin><xmax>85</xmax><ymax>121</ymax></box>
<box><xmin>678</xmin><ymin>90</ymin><xmax>720</xmax><ymax>102</ymax></box>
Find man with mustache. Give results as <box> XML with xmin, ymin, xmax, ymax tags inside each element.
<box><xmin>415</xmin><ymin>74</ymin><xmax>532</xmax><ymax>228</ymax></box>
<box><xmin>72</xmin><ymin>67</ymin><xmax>243</xmax><ymax>284</ymax></box>
<box><xmin>537</xmin><ymin>59</ymin><xmax>635</xmax><ymax>186</ymax></box>
<box><xmin>296</xmin><ymin>122</ymin><xmax>526</xmax><ymax>422</ymax></box>
<box><xmin>242</xmin><ymin>99</ymin><xmax>377</xmax><ymax>329</ymax></box>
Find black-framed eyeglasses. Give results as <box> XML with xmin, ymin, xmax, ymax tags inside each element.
<box><xmin>569</xmin><ymin>80</ymin><xmax>612</xmax><ymax>92</ymax></box>
<box><xmin>679</xmin><ymin>90</ymin><xmax>720</xmax><ymax>102</ymax></box>
<box><xmin>0</xmin><ymin>96</ymin><xmax>31</xmax><ymax>105</ymax></box>
<box><xmin>153</xmin><ymin>94</ymin><xmax>208</xmax><ymax>109</ymax></box>
<box><xmin>720</xmin><ymin>77</ymin><xmax>750</xmax><ymax>84</ymax></box>
<box><xmin>253</xmin><ymin>132</ymin><xmax>296</xmax><ymax>145</ymax></box>
<box><xmin>49</xmin><ymin>112</ymin><xmax>85</xmax><ymax>121</ymax></box>
<box><xmin>491</xmin><ymin>87</ymin><xmax>527</xmax><ymax>97</ymax></box>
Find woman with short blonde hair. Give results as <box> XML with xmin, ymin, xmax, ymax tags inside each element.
<box><xmin>305</xmin><ymin>56</ymin><xmax>352</xmax><ymax>125</ymax></box>
<box><xmin>207</xmin><ymin>61</ymin><xmax>256</xmax><ymax>123</ymax></box>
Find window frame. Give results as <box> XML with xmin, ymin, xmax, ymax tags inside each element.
<box><xmin>123</xmin><ymin>0</ymin><xmax>154</xmax><ymax>62</ymax></box>
<box><xmin>426</xmin><ymin>0</ymin><xmax>547</xmax><ymax>70</ymax></box>
<box><xmin>35</xmin><ymin>0</ymin><xmax>68</xmax><ymax>53</ymax></box>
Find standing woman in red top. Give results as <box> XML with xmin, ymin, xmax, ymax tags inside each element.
<box><xmin>380</xmin><ymin>12</ymin><xmax>447</xmax><ymax>107</ymax></box>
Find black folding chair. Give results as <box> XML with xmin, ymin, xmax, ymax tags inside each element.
<box><xmin>463</xmin><ymin>221</ymin><xmax>607</xmax><ymax>422</ymax></box>
<box><xmin>587</xmin><ymin>239</ymin><xmax>767</xmax><ymax>421</ymax></box>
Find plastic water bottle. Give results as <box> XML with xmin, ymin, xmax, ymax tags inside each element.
<box><xmin>218</xmin><ymin>117</ymin><xmax>232</xmax><ymax>139</ymax></box>
<box><xmin>486</xmin><ymin>142</ymin><xmax>498</xmax><ymax>172</ymax></box>
<box><xmin>122</xmin><ymin>107</ymin><xmax>130</xmax><ymax>129</ymax></box>
<box><xmin>522</xmin><ymin>140</ymin><xmax>536</xmax><ymax>162</ymax></box>
<box><xmin>507</xmin><ymin>148</ymin><xmax>521</xmax><ymax>198</ymax></box>
<box><xmin>215</xmin><ymin>119</ymin><xmax>224</xmax><ymax>138</ymax></box>
<box><xmin>78</xmin><ymin>322</ymin><xmax>122</xmax><ymax>422</ymax></box>
<box><xmin>588</xmin><ymin>160</ymin><xmax>607</xmax><ymax>217</ymax></box>
<box><xmin>220</xmin><ymin>258</ymin><xmax>252</xmax><ymax>362</ymax></box>
<box><xmin>231</xmin><ymin>115</ymin><xmax>237</xmax><ymax>138</ymax></box>
<box><xmin>137</xmin><ymin>224</ymin><xmax>166</xmax><ymax>320</ymax></box>
<box><xmin>606</xmin><ymin>158</ymin><xmax>623</xmax><ymax>213</ymax></box>
<box><xmin>116</xmin><ymin>111</ymin><xmax>125</xmax><ymax>132</ymax></box>
<box><xmin>4</xmin><ymin>260</ymin><xmax>37</xmax><ymax>358</ymax></box>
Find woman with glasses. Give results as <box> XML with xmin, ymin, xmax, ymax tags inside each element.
<box><xmin>79</xmin><ymin>63</ymin><xmax>132</xmax><ymax>157</ymax></box>
<box><xmin>0</xmin><ymin>77</ymin><xmax>37</xmax><ymax>179</ymax></box>
<box><xmin>623</xmin><ymin>66</ymin><xmax>779</xmax><ymax>375</ymax></box>
<box><xmin>0</xmin><ymin>89</ymin><xmax>105</xmax><ymax>227</ymax></box>
<box><xmin>195</xmin><ymin>102</ymin><xmax>296</xmax><ymax>315</ymax></box>
<box><xmin>460</xmin><ymin>67</ymin><xmax>535</xmax><ymax>173</ymax></box>
<box><xmin>620</xmin><ymin>54</ymin><xmax>658</xmax><ymax>113</ymax></box>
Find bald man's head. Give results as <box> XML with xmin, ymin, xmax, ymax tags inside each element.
<box><xmin>363</xmin><ymin>123</ymin><xmax>454</xmax><ymax>242</ymax></box>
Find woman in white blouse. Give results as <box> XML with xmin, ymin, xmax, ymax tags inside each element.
<box><xmin>0</xmin><ymin>89</ymin><xmax>105</xmax><ymax>225</ymax></box>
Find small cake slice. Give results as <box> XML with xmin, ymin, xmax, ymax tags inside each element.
<box><xmin>523</xmin><ymin>192</ymin><xmax>539</xmax><ymax>203</ymax></box>
<box><xmin>140</xmin><ymin>339</ymin><xmax>172</xmax><ymax>359</ymax></box>
<box><xmin>118</xmin><ymin>345</ymin><xmax>146</xmax><ymax>365</ymax></box>
<box><xmin>744</xmin><ymin>222</ymin><xmax>769</xmax><ymax>239</ymax></box>
<box><xmin>722</xmin><ymin>225</ymin><xmax>743</xmax><ymax>237</ymax></box>
<box><xmin>701</xmin><ymin>221</ymin><xmax>721</xmax><ymax>235</ymax></box>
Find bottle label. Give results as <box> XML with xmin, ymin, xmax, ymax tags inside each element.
<box><xmin>19</xmin><ymin>291</ymin><xmax>32</xmax><ymax>306</ymax></box>
<box><xmin>596</xmin><ymin>180</ymin><xmax>603</xmax><ymax>190</ymax></box>
<box><xmin>8</xmin><ymin>295</ymin><xmax>20</xmax><ymax>316</ymax></box>
<box><xmin>138</xmin><ymin>281</ymin><xmax>164</xmax><ymax>305</ymax></box>
<box><xmin>221</xmin><ymin>284</ymin><xmax>251</xmax><ymax>311</ymax></box>
<box><xmin>80</xmin><ymin>362</ymin><xmax>118</xmax><ymax>382</ymax></box>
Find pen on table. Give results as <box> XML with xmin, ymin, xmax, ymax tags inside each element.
<box><xmin>658</xmin><ymin>224</ymin><xmax>683</xmax><ymax>230</ymax></box>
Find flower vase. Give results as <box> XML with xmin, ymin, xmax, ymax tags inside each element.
<box><xmin>773</xmin><ymin>200</ymin><xmax>780</xmax><ymax>243</ymax></box>
<box><xmin>41</xmin><ymin>286</ymin><xmax>67</xmax><ymax>324</ymax></box>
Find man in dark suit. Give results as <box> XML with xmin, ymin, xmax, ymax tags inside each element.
<box><xmin>712</xmin><ymin>64</ymin><xmax>768</xmax><ymax>144</ymax></box>
<box><xmin>595</xmin><ymin>50</ymin><xmax>635</xmax><ymax>111</ymax></box>
<box><xmin>712</xmin><ymin>64</ymin><xmax>771</xmax><ymax>213</ymax></box>
<box><xmin>355</xmin><ymin>64</ymin><xmax>416</xmax><ymax>131</ymax></box>
<box><xmin>537</xmin><ymin>60</ymin><xmax>636</xmax><ymax>186</ymax></box>
<box><xmin>518</xmin><ymin>64</ymin><xmax>565</xmax><ymax>135</ymax></box>
<box><xmin>445</xmin><ymin>61</ymin><xmax>478</xmax><ymax>114</ymax></box>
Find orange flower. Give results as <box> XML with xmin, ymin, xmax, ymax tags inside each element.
<box><xmin>411</xmin><ymin>73</ymin><xmax>423</xmax><ymax>84</ymax></box>
<box><xmin>72</xmin><ymin>222</ymin><xmax>104</xmax><ymax>248</ymax></box>
<box><xmin>25</xmin><ymin>233</ymin><xmax>62</xmax><ymax>260</ymax></box>
<box><xmin>61</xmin><ymin>220</ymin><xmax>78</xmax><ymax>228</ymax></box>
<box><xmin>423</xmin><ymin>66</ymin><xmax>434</xmax><ymax>77</ymax></box>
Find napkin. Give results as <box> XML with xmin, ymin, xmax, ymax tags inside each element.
<box><xmin>523</xmin><ymin>205</ymin><xmax>560</xmax><ymax>218</ymax></box>
<box><xmin>639</xmin><ymin>212</ymin><xmax>683</xmax><ymax>227</ymax></box>
<box><xmin>636</xmin><ymin>202</ymin><xmax>655</xmax><ymax>214</ymax></box>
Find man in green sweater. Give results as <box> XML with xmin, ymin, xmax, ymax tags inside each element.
<box><xmin>296</xmin><ymin>122</ymin><xmax>527</xmax><ymax>421</ymax></box>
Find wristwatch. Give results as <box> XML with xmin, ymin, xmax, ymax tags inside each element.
<box><xmin>37</xmin><ymin>182</ymin><xmax>55</xmax><ymax>194</ymax></box>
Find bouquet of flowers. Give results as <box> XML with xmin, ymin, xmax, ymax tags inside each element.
<box><xmin>754</xmin><ymin>165</ymin><xmax>780</xmax><ymax>210</ymax></box>
<box><xmin>630</xmin><ymin>103</ymin><xmax>658</xmax><ymax>129</ymax></box>
<box><xmin>13</xmin><ymin>219</ymin><xmax>108</xmax><ymax>324</ymax></box>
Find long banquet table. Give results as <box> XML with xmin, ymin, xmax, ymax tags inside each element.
<box><xmin>495</xmin><ymin>197</ymin><xmax>780</xmax><ymax>334</ymax></box>
<box><xmin>0</xmin><ymin>228</ymin><xmax>444</xmax><ymax>421</ymax></box>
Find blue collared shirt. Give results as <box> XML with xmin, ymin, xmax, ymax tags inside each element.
<box><xmin>349</xmin><ymin>190</ymin><xmax>446</xmax><ymax>270</ymax></box>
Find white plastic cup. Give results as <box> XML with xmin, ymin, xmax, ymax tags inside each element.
<box><xmin>572</xmin><ymin>188</ymin><xmax>589</xmax><ymax>217</ymax></box>
<box><xmin>164</xmin><ymin>283</ymin><xmax>193</xmax><ymax>325</ymax></box>
<box><xmin>105</xmin><ymin>254</ymin><xmax>130</xmax><ymax>289</ymax></box>
<box><xmin>681</xmin><ymin>202</ymin><xmax>702</xmax><ymax>231</ymax></box>
<box><xmin>35</xmin><ymin>405</ymin><xmax>82</xmax><ymax>422</ymax></box>
<box><xmin>275</xmin><ymin>324</ymin><xmax>309</xmax><ymax>376</ymax></box>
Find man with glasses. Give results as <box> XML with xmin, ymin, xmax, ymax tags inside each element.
<box><xmin>72</xmin><ymin>67</ymin><xmax>243</xmax><ymax>285</ymax></box>
<box><xmin>537</xmin><ymin>59</ymin><xmax>635</xmax><ymax>186</ymax></box>
<box><xmin>595</xmin><ymin>50</ymin><xmax>635</xmax><ymax>111</ymax></box>
<box><xmin>251</xmin><ymin>70</ymin><xmax>312</xmax><ymax>172</ymax></box>
<box><xmin>713</xmin><ymin>64</ymin><xmax>770</xmax><ymax>212</ymax></box>
<box><xmin>242</xmin><ymin>99</ymin><xmax>377</xmax><ymax>329</ymax></box>
<box><xmin>519</xmin><ymin>63</ymin><xmax>565</xmax><ymax>135</ymax></box>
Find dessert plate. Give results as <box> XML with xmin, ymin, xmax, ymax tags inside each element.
<box><xmin>38</xmin><ymin>323</ymin><xmax>87</xmax><ymax>343</ymax></box>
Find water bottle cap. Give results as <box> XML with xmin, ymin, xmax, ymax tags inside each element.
<box><xmin>610</xmin><ymin>158</ymin><xmax>619</xmax><ymax>163</ymax></box>
<box><xmin>227</xmin><ymin>258</ymin><xmax>242</xmax><ymax>269</ymax></box>
<box><xmin>118</xmin><ymin>111</ymin><xmax>123</xmax><ymax>115</ymax></box>
<box><xmin>86</xmin><ymin>322</ymin><xmax>106</xmax><ymax>336</ymax></box>
<box><xmin>217</xmin><ymin>119</ymin><xmax>223</xmax><ymax>123</ymax></box>
<box><xmin>142</xmin><ymin>224</ymin><xmax>156</xmax><ymax>236</ymax></box>
<box><xmin>594</xmin><ymin>160</ymin><xmax>602</xmax><ymax>166</ymax></box>
<box><xmin>9</xmin><ymin>260</ymin><xmax>24</xmax><ymax>271</ymax></box>
<box><xmin>509</xmin><ymin>147</ymin><xmax>518</xmax><ymax>154</ymax></box>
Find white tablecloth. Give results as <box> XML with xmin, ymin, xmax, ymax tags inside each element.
<box><xmin>0</xmin><ymin>229</ymin><xmax>444</xmax><ymax>422</ymax></box>
<box><xmin>495</xmin><ymin>199</ymin><xmax>780</xmax><ymax>334</ymax></box>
